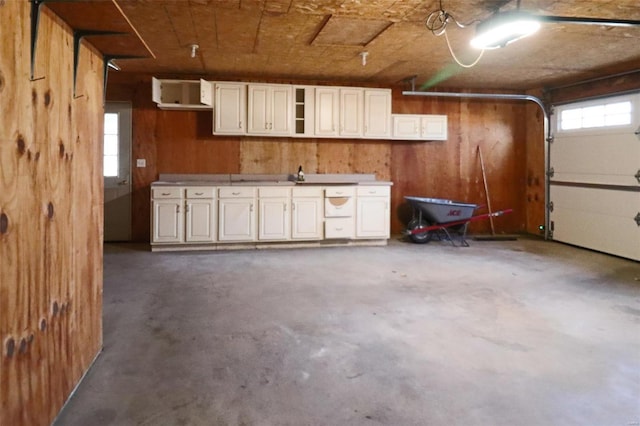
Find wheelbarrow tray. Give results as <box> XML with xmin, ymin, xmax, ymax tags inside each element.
<box><xmin>404</xmin><ymin>196</ymin><xmax>479</xmax><ymax>225</ymax></box>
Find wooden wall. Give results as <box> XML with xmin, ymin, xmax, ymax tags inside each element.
<box><xmin>107</xmin><ymin>73</ymin><xmax>545</xmax><ymax>241</ymax></box>
<box><xmin>0</xmin><ymin>4</ymin><xmax>103</xmax><ymax>426</ymax></box>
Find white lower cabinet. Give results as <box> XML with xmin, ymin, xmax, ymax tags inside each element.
<box><xmin>291</xmin><ymin>187</ymin><xmax>323</xmax><ymax>240</ymax></box>
<box><xmin>185</xmin><ymin>187</ymin><xmax>216</xmax><ymax>242</ymax></box>
<box><xmin>152</xmin><ymin>187</ymin><xmax>217</xmax><ymax>244</ymax></box>
<box><xmin>218</xmin><ymin>187</ymin><xmax>256</xmax><ymax>242</ymax></box>
<box><xmin>258</xmin><ymin>187</ymin><xmax>291</xmax><ymax>241</ymax></box>
<box><xmin>152</xmin><ymin>199</ymin><xmax>184</xmax><ymax>243</ymax></box>
<box><xmin>151</xmin><ymin>183</ymin><xmax>391</xmax><ymax>249</ymax></box>
<box><xmin>356</xmin><ymin>186</ymin><xmax>390</xmax><ymax>238</ymax></box>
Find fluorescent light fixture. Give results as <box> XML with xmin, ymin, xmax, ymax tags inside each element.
<box><xmin>470</xmin><ymin>11</ymin><xmax>541</xmax><ymax>49</ymax></box>
<box><xmin>107</xmin><ymin>60</ymin><xmax>120</xmax><ymax>71</ymax></box>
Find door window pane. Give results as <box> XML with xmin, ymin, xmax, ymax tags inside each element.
<box><xmin>104</xmin><ymin>156</ymin><xmax>118</xmax><ymax>177</ymax></box>
<box><xmin>104</xmin><ymin>113</ymin><xmax>119</xmax><ymax>177</ymax></box>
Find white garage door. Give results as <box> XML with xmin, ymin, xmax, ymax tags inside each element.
<box><xmin>550</xmin><ymin>93</ymin><xmax>640</xmax><ymax>261</ymax></box>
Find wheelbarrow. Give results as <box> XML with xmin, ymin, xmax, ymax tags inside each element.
<box><xmin>404</xmin><ymin>196</ymin><xmax>513</xmax><ymax>247</ymax></box>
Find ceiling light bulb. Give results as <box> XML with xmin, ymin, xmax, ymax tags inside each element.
<box><xmin>470</xmin><ymin>11</ymin><xmax>541</xmax><ymax>49</ymax></box>
<box><xmin>360</xmin><ymin>51</ymin><xmax>369</xmax><ymax>66</ymax></box>
<box><xmin>190</xmin><ymin>44</ymin><xmax>199</xmax><ymax>58</ymax></box>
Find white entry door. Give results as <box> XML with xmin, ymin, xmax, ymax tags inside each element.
<box><xmin>104</xmin><ymin>102</ymin><xmax>132</xmax><ymax>242</ymax></box>
<box><xmin>550</xmin><ymin>94</ymin><xmax>640</xmax><ymax>261</ymax></box>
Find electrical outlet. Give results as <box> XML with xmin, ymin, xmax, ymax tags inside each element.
<box><xmin>136</xmin><ymin>159</ymin><xmax>146</xmax><ymax>168</ymax></box>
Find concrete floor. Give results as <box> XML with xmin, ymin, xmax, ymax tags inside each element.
<box><xmin>54</xmin><ymin>237</ymin><xmax>640</xmax><ymax>426</ymax></box>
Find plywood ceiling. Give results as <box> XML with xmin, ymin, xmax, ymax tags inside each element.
<box><xmin>47</xmin><ymin>0</ymin><xmax>640</xmax><ymax>90</ymax></box>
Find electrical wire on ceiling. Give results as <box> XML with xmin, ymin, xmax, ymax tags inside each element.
<box><xmin>425</xmin><ymin>0</ymin><xmax>484</xmax><ymax>68</ymax></box>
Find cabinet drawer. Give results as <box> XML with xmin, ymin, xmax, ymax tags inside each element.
<box><xmin>325</xmin><ymin>196</ymin><xmax>354</xmax><ymax>217</ymax></box>
<box><xmin>185</xmin><ymin>187</ymin><xmax>215</xmax><ymax>198</ymax></box>
<box><xmin>325</xmin><ymin>186</ymin><xmax>355</xmax><ymax>197</ymax></box>
<box><xmin>357</xmin><ymin>186</ymin><xmax>390</xmax><ymax>197</ymax></box>
<box><xmin>152</xmin><ymin>187</ymin><xmax>183</xmax><ymax>199</ymax></box>
<box><xmin>292</xmin><ymin>186</ymin><xmax>323</xmax><ymax>197</ymax></box>
<box><xmin>325</xmin><ymin>218</ymin><xmax>354</xmax><ymax>239</ymax></box>
<box><xmin>219</xmin><ymin>187</ymin><xmax>256</xmax><ymax>198</ymax></box>
<box><xmin>258</xmin><ymin>187</ymin><xmax>291</xmax><ymax>198</ymax></box>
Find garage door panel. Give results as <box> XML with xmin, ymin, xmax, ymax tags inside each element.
<box><xmin>550</xmin><ymin>186</ymin><xmax>640</xmax><ymax>261</ymax></box>
<box><xmin>551</xmin><ymin>133</ymin><xmax>639</xmax><ymax>186</ymax></box>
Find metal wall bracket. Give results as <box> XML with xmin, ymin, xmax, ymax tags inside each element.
<box><xmin>546</xmin><ymin>168</ymin><xmax>555</xmax><ymax>178</ymax></box>
<box><xmin>73</xmin><ymin>30</ymin><xmax>125</xmax><ymax>97</ymax></box>
<box><xmin>102</xmin><ymin>55</ymin><xmax>145</xmax><ymax>105</ymax></box>
<box><xmin>635</xmin><ymin>169</ymin><xmax>640</xmax><ymax>184</ymax></box>
<box><xmin>30</xmin><ymin>0</ymin><xmax>47</xmax><ymax>80</ymax></box>
<box><xmin>635</xmin><ymin>213</ymin><xmax>640</xmax><ymax>227</ymax></box>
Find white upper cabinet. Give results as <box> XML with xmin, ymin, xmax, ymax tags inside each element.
<box><xmin>364</xmin><ymin>89</ymin><xmax>392</xmax><ymax>138</ymax></box>
<box><xmin>247</xmin><ymin>84</ymin><xmax>293</xmax><ymax>136</ymax></box>
<box><xmin>392</xmin><ymin>114</ymin><xmax>448</xmax><ymax>141</ymax></box>
<box><xmin>392</xmin><ymin>114</ymin><xmax>421</xmax><ymax>139</ymax></box>
<box><xmin>315</xmin><ymin>87</ymin><xmax>340</xmax><ymax>137</ymax></box>
<box><xmin>421</xmin><ymin>114</ymin><xmax>448</xmax><ymax>140</ymax></box>
<box><xmin>214</xmin><ymin>82</ymin><xmax>247</xmax><ymax>134</ymax></box>
<box><xmin>339</xmin><ymin>88</ymin><xmax>363</xmax><ymax>137</ymax></box>
<box><xmin>316</xmin><ymin>87</ymin><xmax>367</xmax><ymax>138</ymax></box>
<box><xmin>155</xmin><ymin>79</ymin><xmax>445</xmax><ymax>141</ymax></box>
<box><xmin>152</xmin><ymin>77</ymin><xmax>213</xmax><ymax>110</ymax></box>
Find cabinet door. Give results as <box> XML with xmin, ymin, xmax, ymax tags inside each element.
<box><xmin>340</xmin><ymin>88</ymin><xmax>363</xmax><ymax>137</ymax></box>
<box><xmin>392</xmin><ymin>115</ymin><xmax>421</xmax><ymax>140</ymax></box>
<box><xmin>356</xmin><ymin>197</ymin><xmax>390</xmax><ymax>238</ymax></box>
<box><xmin>152</xmin><ymin>200</ymin><xmax>183</xmax><ymax>243</ymax></box>
<box><xmin>218</xmin><ymin>198</ymin><xmax>256</xmax><ymax>241</ymax></box>
<box><xmin>364</xmin><ymin>89</ymin><xmax>392</xmax><ymax>138</ymax></box>
<box><xmin>247</xmin><ymin>85</ymin><xmax>293</xmax><ymax>136</ymax></box>
<box><xmin>259</xmin><ymin>198</ymin><xmax>291</xmax><ymax>241</ymax></box>
<box><xmin>186</xmin><ymin>199</ymin><xmax>216</xmax><ymax>242</ymax></box>
<box><xmin>247</xmin><ymin>84</ymin><xmax>270</xmax><ymax>134</ymax></box>
<box><xmin>215</xmin><ymin>83</ymin><xmax>246</xmax><ymax>134</ymax></box>
<box><xmin>200</xmin><ymin>79</ymin><xmax>213</xmax><ymax>106</ymax></box>
<box><xmin>315</xmin><ymin>87</ymin><xmax>339</xmax><ymax>136</ymax></box>
<box><xmin>270</xmin><ymin>85</ymin><xmax>293</xmax><ymax>135</ymax></box>
<box><xmin>292</xmin><ymin>198</ymin><xmax>323</xmax><ymax>240</ymax></box>
<box><xmin>421</xmin><ymin>115</ymin><xmax>448</xmax><ymax>140</ymax></box>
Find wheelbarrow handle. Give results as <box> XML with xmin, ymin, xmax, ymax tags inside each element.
<box><xmin>406</xmin><ymin>208</ymin><xmax>513</xmax><ymax>235</ymax></box>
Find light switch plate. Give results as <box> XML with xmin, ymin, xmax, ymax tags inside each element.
<box><xmin>136</xmin><ymin>159</ymin><xmax>146</xmax><ymax>168</ymax></box>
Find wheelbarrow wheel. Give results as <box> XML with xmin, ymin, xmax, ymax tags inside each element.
<box><xmin>407</xmin><ymin>218</ymin><xmax>432</xmax><ymax>244</ymax></box>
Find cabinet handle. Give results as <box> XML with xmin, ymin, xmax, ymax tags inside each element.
<box><xmin>185</xmin><ymin>204</ymin><xmax>189</xmax><ymax>213</ymax></box>
<box><xmin>292</xmin><ymin>203</ymin><xmax>295</xmax><ymax>211</ymax></box>
<box><xmin>250</xmin><ymin>203</ymin><xmax>254</xmax><ymax>212</ymax></box>
<box><xmin>195</xmin><ymin>192</ymin><xmax>204</xmax><ymax>196</ymax></box>
<box><xmin>335</xmin><ymin>227</ymin><xmax>343</xmax><ymax>231</ymax></box>
<box><xmin>335</xmin><ymin>191</ymin><xmax>343</xmax><ymax>195</ymax></box>
<box><xmin>369</xmin><ymin>190</ymin><xmax>376</xmax><ymax>194</ymax></box>
<box><xmin>284</xmin><ymin>204</ymin><xmax>287</xmax><ymax>212</ymax></box>
<box><xmin>265</xmin><ymin>123</ymin><xmax>268</xmax><ymax>130</ymax></box>
<box><xmin>238</xmin><ymin>121</ymin><xmax>242</xmax><ymax>129</ymax></box>
<box><xmin>232</xmin><ymin>192</ymin><xmax>240</xmax><ymax>195</ymax></box>
<box><xmin>162</xmin><ymin>192</ymin><xmax>171</xmax><ymax>196</ymax></box>
<box><xmin>177</xmin><ymin>205</ymin><xmax>180</xmax><ymax>213</ymax></box>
